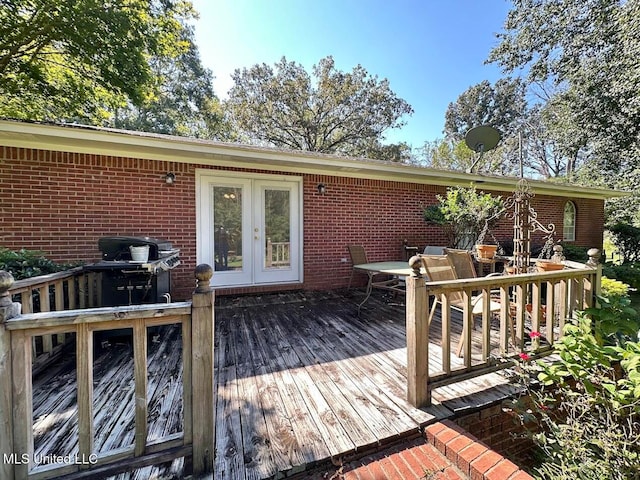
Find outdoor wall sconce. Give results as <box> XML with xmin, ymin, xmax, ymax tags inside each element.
<box><xmin>317</xmin><ymin>183</ymin><xmax>326</xmax><ymax>195</ymax></box>
<box><xmin>164</xmin><ymin>172</ymin><xmax>176</xmax><ymax>185</ymax></box>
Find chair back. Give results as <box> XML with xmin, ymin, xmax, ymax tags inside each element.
<box><xmin>444</xmin><ymin>248</ymin><xmax>478</xmax><ymax>279</ymax></box>
<box><xmin>423</xmin><ymin>246</ymin><xmax>446</xmax><ymax>255</ymax></box>
<box><xmin>347</xmin><ymin>245</ymin><xmax>368</xmax><ymax>266</ymax></box>
<box><xmin>420</xmin><ymin>254</ymin><xmax>464</xmax><ymax>304</ymax></box>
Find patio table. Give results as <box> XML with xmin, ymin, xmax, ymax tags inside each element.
<box><xmin>353</xmin><ymin>261</ymin><xmax>418</xmax><ymax>312</ymax></box>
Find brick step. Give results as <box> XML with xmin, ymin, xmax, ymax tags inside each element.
<box><xmin>425</xmin><ymin>420</ymin><xmax>533</xmax><ymax>480</ymax></box>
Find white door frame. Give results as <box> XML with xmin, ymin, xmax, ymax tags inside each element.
<box><xmin>196</xmin><ymin>169</ymin><xmax>303</xmax><ymax>287</ymax></box>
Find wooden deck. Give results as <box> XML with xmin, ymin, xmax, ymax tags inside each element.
<box><xmin>31</xmin><ymin>289</ymin><xmax>523</xmax><ymax>479</ymax></box>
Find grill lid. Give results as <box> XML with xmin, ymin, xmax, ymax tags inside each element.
<box><xmin>98</xmin><ymin>236</ymin><xmax>173</xmax><ymax>261</ymax></box>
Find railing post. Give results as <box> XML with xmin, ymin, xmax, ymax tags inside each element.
<box><xmin>1</xmin><ymin>271</ymin><xmax>21</xmax><ymax>480</ymax></box>
<box><xmin>406</xmin><ymin>256</ymin><xmax>430</xmax><ymax>407</ymax></box>
<box><xmin>586</xmin><ymin>248</ymin><xmax>602</xmax><ymax>308</ymax></box>
<box><xmin>191</xmin><ymin>264</ymin><xmax>215</xmax><ymax>475</ymax></box>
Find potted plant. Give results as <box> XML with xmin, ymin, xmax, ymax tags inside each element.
<box><xmin>536</xmin><ymin>244</ymin><xmax>565</xmax><ymax>271</ymax></box>
<box><xmin>476</xmin><ymin>243</ymin><xmax>498</xmax><ymax>260</ymax></box>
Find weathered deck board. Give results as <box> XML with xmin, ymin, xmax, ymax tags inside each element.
<box><xmin>29</xmin><ymin>289</ymin><xmax>528</xmax><ymax>479</ymax></box>
<box><xmin>307</xmin><ymin>309</ymin><xmax>447</xmax><ymax>424</ymax></box>
<box><xmin>242</xmin><ymin>311</ymin><xmax>310</xmax><ymax>474</ymax></box>
<box><xmin>213</xmin><ymin>315</ymin><xmax>247</xmax><ymax>480</ymax></box>
<box><xmin>283</xmin><ymin>309</ymin><xmax>418</xmax><ymax>438</ymax></box>
<box><xmin>249</xmin><ymin>311</ymin><xmax>332</xmax><ymax>467</ymax></box>
<box><xmin>233</xmin><ymin>313</ymin><xmax>278</xmax><ymax>480</ymax></box>
<box><xmin>266</xmin><ymin>308</ymin><xmax>381</xmax><ymax>451</ymax></box>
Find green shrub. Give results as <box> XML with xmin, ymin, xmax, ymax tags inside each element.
<box><xmin>0</xmin><ymin>248</ymin><xmax>78</xmax><ymax>280</ymax></box>
<box><xmin>505</xmin><ymin>315</ymin><xmax>640</xmax><ymax>479</ymax></box>
<box><xmin>422</xmin><ymin>184</ymin><xmax>505</xmax><ymax>248</ymax></box>
<box><xmin>608</xmin><ymin>223</ymin><xmax>640</xmax><ymax>263</ymax></box>
<box><xmin>601</xmin><ymin>276</ymin><xmax>631</xmax><ymax>299</ymax></box>
<box><xmin>603</xmin><ymin>262</ymin><xmax>640</xmax><ymax>291</ymax></box>
<box><xmin>558</xmin><ymin>243</ymin><xmax>589</xmax><ymax>262</ymax></box>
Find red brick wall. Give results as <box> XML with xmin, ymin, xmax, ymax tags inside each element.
<box><xmin>1</xmin><ymin>146</ymin><xmax>605</xmax><ymax>299</ymax></box>
<box><xmin>1</xmin><ymin>147</ymin><xmax>198</xmax><ymax>300</ymax></box>
<box><xmin>454</xmin><ymin>404</ymin><xmax>536</xmax><ymax>467</ymax></box>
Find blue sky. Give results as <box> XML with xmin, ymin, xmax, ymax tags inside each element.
<box><xmin>191</xmin><ymin>0</ymin><xmax>513</xmax><ymax>148</ymax></box>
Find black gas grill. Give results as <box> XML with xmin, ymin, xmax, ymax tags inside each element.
<box><xmin>84</xmin><ymin>236</ymin><xmax>180</xmax><ymax>307</ymax></box>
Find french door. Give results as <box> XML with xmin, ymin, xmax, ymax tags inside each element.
<box><xmin>196</xmin><ymin>171</ymin><xmax>302</xmax><ymax>287</ymax></box>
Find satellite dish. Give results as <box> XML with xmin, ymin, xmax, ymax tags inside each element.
<box><xmin>464</xmin><ymin>125</ymin><xmax>501</xmax><ymax>173</ymax></box>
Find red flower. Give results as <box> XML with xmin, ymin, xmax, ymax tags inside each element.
<box><xmin>519</xmin><ymin>353</ymin><xmax>531</xmax><ymax>362</ymax></box>
<box><xmin>529</xmin><ymin>331</ymin><xmax>541</xmax><ymax>339</ymax></box>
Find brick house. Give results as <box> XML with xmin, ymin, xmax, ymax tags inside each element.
<box><xmin>0</xmin><ymin>120</ymin><xmax>624</xmax><ymax>300</ymax></box>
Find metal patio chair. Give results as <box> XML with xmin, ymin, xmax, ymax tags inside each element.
<box><xmin>347</xmin><ymin>245</ymin><xmax>370</xmax><ymax>289</ymax></box>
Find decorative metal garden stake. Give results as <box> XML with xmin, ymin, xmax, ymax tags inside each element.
<box><xmin>505</xmin><ymin>178</ymin><xmax>557</xmax><ymax>274</ymax></box>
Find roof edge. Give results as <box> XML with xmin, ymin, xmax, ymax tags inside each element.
<box><xmin>0</xmin><ymin>119</ymin><xmax>629</xmax><ymax>200</ymax></box>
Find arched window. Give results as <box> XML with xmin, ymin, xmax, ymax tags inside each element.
<box><xmin>563</xmin><ymin>201</ymin><xmax>576</xmax><ymax>242</ymax></box>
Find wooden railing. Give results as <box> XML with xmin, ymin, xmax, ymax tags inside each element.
<box><xmin>9</xmin><ymin>268</ymin><xmax>101</xmax><ymax>314</ymax></box>
<box><xmin>0</xmin><ymin>265</ymin><xmax>216</xmax><ymax>480</ymax></box>
<box><xmin>8</xmin><ymin>268</ymin><xmax>100</xmax><ymax>373</ymax></box>
<box><xmin>265</xmin><ymin>238</ymin><xmax>290</xmax><ymax>267</ymax></box>
<box><xmin>405</xmin><ymin>251</ymin><xmax>602</xmax><ymax>407</ymax></box>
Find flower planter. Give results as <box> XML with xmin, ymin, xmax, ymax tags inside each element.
<box><xmin>535</xmin><ymin>260</ymin><xmax>564</xmax><ymax>272</ymax></box>
<box><xmin>476</xmin><ymin>244</ymin><xmax>497</xmax><ymax>260</ymax></box>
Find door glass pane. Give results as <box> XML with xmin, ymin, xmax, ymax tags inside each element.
<box><xmin>213</xmin><ymin>186</ymin><xmax>242</xmax><ymax>271</ymax></box>
<box><xmin>264</xmin><ymin>189</ymin><xmax>290</xmax><ymax>269</ymax></box>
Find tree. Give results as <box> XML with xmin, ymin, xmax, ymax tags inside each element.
<box><xmin>225</xmin><ymin>56</ymin><xmax>413</xmax><ymax>159</ymax></box>
<box><xmin>111</xmin><ymin>25</ymin><xmax>228</xmax><ymax>139</ymax></box>
<box><xmin>418</xmin><ymin>138</ymin><xmax>474</xmax><ymax>170</ymax></box>
<box><xmin>441</xmin><ymin>77</ymin><xmax>595</xmax><ymax>179</ymax></box>
<box><xmin>441</xmin><ymin>78</ymin><xmax>527</xmax><ymax>176</ymax></box>
<box><xmin>488</xmin><ymin>0</ymin><xmax>640</xmax><ymax>171</ymax></box>
<box><xmin>488</xmin><ymin>0</ymin><xmax>640</xmax><ymax>225</ymax></box>
<box><xmin>444</xmin><ymin>78</ymin><xmax>527</xmax><ymax>141</ymax></box>
<box><xmin>362</xmin><ymin>141</ymin><xmax>414</xmax><ymax>163</ymax></box>
<box><xmin>0</xmin><ymin>0</ymin><xmax>195</xmax><ymax>123</ymax></box>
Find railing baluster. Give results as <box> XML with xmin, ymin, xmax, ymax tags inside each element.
<box><xmin>76</xmin><ymin>323</ymin><xmax>94</xmax><ymax>469</ymax></box>
<box><xmin>39</xmin><ymin>285</ymin><xmax>54</xmax><ymax>355</ymax></box>
<box><xmin>133</xmin><ymin>320</ymin><xmax>148</xmax><ymax>457</ymax></box>
<box><xmin>182</xmin><ymin>316</ymin><xmax>193</xmax><ymax>447</ymax></box>
<box><xmin>68</xmin><ymin>276</ymin><xmax>77</xmax><ymax>309</ymax></box>
<box><xmin>462</xmin><ymin>290</ymin><xmax>472</xmax><ymax>369</ymax></box>
<box><xmin>78</xmin><ymin>274</ymin><xmax>87</xmax><ymax>309</ymax></box>
<box><xmin>546</xmin><ymin>280</ymin><xmax>556</xmax><ymax>345</ymax></box>
<box><xmin>88</xmin><ymin>273</ymin><xmax>97</xmax><ymax>307</ymax></box>
<box><xmin>481</xmin><ymin>288</ymin><xmax>491</xmax><ymax>360</ymax></box>
<box><xmin>54</xmin><ymin>280</ymin><xmax>64</xmax><ymax>311</ymax></box>
<box><xmin>531</xmin><ymin>281</ymin><xmax>542</xmax><ymax>340</ymax></box>
<box><xmin>54</xmin><ymin>281</ymin><xmax>66</xmax><ymax>347</ymax></box>
<box><xmin>557</xmin><ymin>279</ymin><xmax>567</xmax><ymax>335</ymax></box>
<box><xmin>514</xmin><ymin>284</ymin><xmax>526</xmax><ymax>351</ymax></box>
<box><xmin>440</xmin><ymin>293</ymin><xmax>451</xmax><ymax>374</ymax></box>
<box><xmin>11</xmin><ymin>329</ymin><xmax>33</xmax><ymax>479</ymax></box>
<box><xmin>499</xmin><ymin>285</ymin><xmax>511</xmax><ymax>354</ymax></box>
<box><xmin>23</xmin><ymin>290</ymin><xmax>33</xmax><ymax>314</ymax></box>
